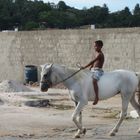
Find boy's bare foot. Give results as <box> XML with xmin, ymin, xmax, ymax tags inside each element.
<box><xmin>93</xmin><ymin>98</ymin><xmax>99</xmax><ymax>105</ymax></box>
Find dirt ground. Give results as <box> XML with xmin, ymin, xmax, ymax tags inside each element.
<box><xmin>0</xmin><ymin>87</ymin><xmax>140</xmax><ymax>140</ymax></box>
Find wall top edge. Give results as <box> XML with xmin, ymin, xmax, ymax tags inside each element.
<box><xmin>0</xmin><ymin>27</ymin><xmax>140</xmax><ymax>35</ymax></box>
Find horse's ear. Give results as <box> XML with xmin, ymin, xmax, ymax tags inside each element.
<box><xmin>50</xmin><ymin>63</ymin><xmax>53</xmax><ymax>68</ymax></box>
<box><xmin>41</xmin><ymin>63</ymin><xmax>53</xmax><ymax>69</ymax></box>
<box><xmin>46</xmin><ymin>63</ymin><xmax>53</xmax><ymax>68</ymax></box>
<box><xmin>40</xmin><ymin>64</ymin><xmax>45</xmax><ymax>69</ymax></box>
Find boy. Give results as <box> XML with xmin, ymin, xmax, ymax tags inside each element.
<box><xmin>81</xmin><ymin>40</ymin><xmax>104</xmax><ymax>105</ymax></box>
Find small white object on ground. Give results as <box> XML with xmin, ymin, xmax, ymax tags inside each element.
<box><xmin>130</xmin><ymin>110</ymin><xmax>139</xmax><ymax>119</ymax></box>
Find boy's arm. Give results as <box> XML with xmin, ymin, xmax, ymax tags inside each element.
<box><xmin>81</xmin><ymin>53</ymin><xmax>101</xmax><ymax>69</ymax></box>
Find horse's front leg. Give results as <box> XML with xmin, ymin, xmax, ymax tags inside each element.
<box><xmin>77</xmin><ymin>111</ymin><xmax>86</xmax><ymax>135</ymax></box>
<box><xmin>75</xmin><ymin>102</ymin><xmax>83</xmax><ymax>126</ymax></box>
<box><xmin>72</xmin><ymin>101</ymin><xmax>86</xmax><ymax>138</ymax></box>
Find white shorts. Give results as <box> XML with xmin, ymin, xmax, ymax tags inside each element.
<box><xmin>91</xmin><ymin>68</ymin><xmax>104</xmax><ymax>81</ymax></box>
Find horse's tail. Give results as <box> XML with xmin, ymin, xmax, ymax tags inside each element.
<box><xmin>135</xmin><ymin>72</ymin><xmax>140</xmax><ymax>104</ymax></box>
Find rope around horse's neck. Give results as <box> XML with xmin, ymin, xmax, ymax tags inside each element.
<box><xmin>52</xmin><ymin>69</ymin><xmax>82</xmax><ymax>86</ymax></box>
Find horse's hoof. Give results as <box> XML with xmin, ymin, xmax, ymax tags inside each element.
<box><xmin>80</xmin><ymin>128</ymin><xmax>86</xmax><ymax>135</ymax></box>
<box><xmin>82</xmin><ymin>128</ymin><xmax>86</xmax><ymax>135</ymax></box>
<box><xmin>137</xmin><ymin>128</ymin><xmax>140</xmax><ymax>133</ymax></box>
<box><xmin>109</xmin><ymin>132</ymin><xmax>116</xmax><ymax>136</ymax></box>
<box><xmin>74</xmin><ymin>135</ymin><xmax>80</xmax><ymax>138</ymax></box>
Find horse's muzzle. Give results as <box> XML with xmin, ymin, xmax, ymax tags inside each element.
<box><xmin>40</xmin><ymin>82</ymin><xmax>49</xmax><ymax>92</ymax></box>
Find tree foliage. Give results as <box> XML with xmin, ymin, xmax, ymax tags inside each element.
<box><xmin>0</xmin><ymin>0</ymin><xmax>140</xmax><ymax>30</ymax></box>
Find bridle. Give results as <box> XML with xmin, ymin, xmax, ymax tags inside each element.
<box><xmin>40</xmin><ymin>64</ymin><xmax>82</xmax><ymax>88</ymax></box>
<box><xmin>40</xmin><ymin>67</ymin><xmax>53</xmax><ymax>88</ymax></box>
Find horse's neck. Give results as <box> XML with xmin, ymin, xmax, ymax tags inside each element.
<box><xmin>54</xmin><ymin>65</ymin><xmax>80</xmax><ymax>88</ymax></box>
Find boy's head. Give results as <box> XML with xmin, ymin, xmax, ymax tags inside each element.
<box><xmin>94</xmin><ymin>40</ymin><xmax>103</xmax><ymax>51</ymax></box>
<box><xmin>95</xmin><ymin>40</ymin><xmax>103</xmax><ymax>48</ymax></box>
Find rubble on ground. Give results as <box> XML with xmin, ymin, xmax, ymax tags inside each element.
<box><xmin>0</xmin><ymin>80</ymin><xmax>32</xmax><ymax>92</ymax></box>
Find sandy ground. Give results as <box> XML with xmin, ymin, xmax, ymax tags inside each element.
<box><xmin>0</xmin><ymin>87</ymin><xmax>140</xmax><ymax>140</ymax></box>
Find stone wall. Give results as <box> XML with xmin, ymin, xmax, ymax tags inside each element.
<box><xmin>0</xmin><ymin>28</ymin><xmax>140</xmax><ymax>82</ymax></box>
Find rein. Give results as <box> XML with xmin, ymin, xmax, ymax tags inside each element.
<box><xmin>41</xmin><ymin>65</ymin><xmax>82</xmax><ymax>87</ymax></box>
<box><xmin>54</xmin><ymin>69</ymin><xmax>82</xmax><ymax>86</ymax></box>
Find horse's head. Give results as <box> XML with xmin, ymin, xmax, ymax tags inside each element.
<box><xmin>40</xmin><ymin>64</ymin><xmax>53</xmax><ymax>92</ymax></box>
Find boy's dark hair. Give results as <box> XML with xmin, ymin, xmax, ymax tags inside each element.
<box><xmin>95</xmin><ymin>40</ymin><xmax>103</xmax><ymax>47</ymax></box>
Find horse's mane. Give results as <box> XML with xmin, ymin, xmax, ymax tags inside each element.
<box><xmin>56</xmin><ymin>64</ymin><xmax>91</xmax><ymax>79</ymax></box>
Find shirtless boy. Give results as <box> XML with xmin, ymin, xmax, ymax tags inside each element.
<box><xmin>81</xmin><ymin>40</ymin><xmax>104</xmax><ymax>105</ymax></box>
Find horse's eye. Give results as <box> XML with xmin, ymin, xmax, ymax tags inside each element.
<box><xmin>43</xmin><ymin>74</ymin><xmax>48</xmax><ymax>79</ymax></box>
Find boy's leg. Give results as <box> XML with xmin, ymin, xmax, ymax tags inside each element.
<box><xmin>93</xmin><ymin>79</ymin><xmax>99</xmax><ymax>105</ymax></box>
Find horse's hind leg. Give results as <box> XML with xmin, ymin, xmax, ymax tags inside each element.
<box><xmin>109</xmin><ymin>93</ymin><xmax>130</xmax><ymax>136</ymax></box>
<box><xmin>130</xmin><ymin>94</ymin><xmax>140</xmax><ymax>133</ymax></box>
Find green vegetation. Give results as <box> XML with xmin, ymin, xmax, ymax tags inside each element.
<box><xmin>0</xmin><ymin>0</ymin><xmax>140</xmax><ymax>30</ymax></box>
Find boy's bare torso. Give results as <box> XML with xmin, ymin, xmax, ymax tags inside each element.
<box><xmin>92</xmin><ymin>52</ymin><xmax>104</xmax><ymax>69</ymax></box>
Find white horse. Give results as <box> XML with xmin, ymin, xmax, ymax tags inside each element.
<box><xmin>40</xmin><ymin>63</ymin><xmax>140</xmax><ymax>138</ymax></box>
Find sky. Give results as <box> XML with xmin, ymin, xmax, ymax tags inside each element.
<box><xmin>43</xmin><ymin>0</ymin><xmax>140</xmax><ymax>12</ymax></box>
